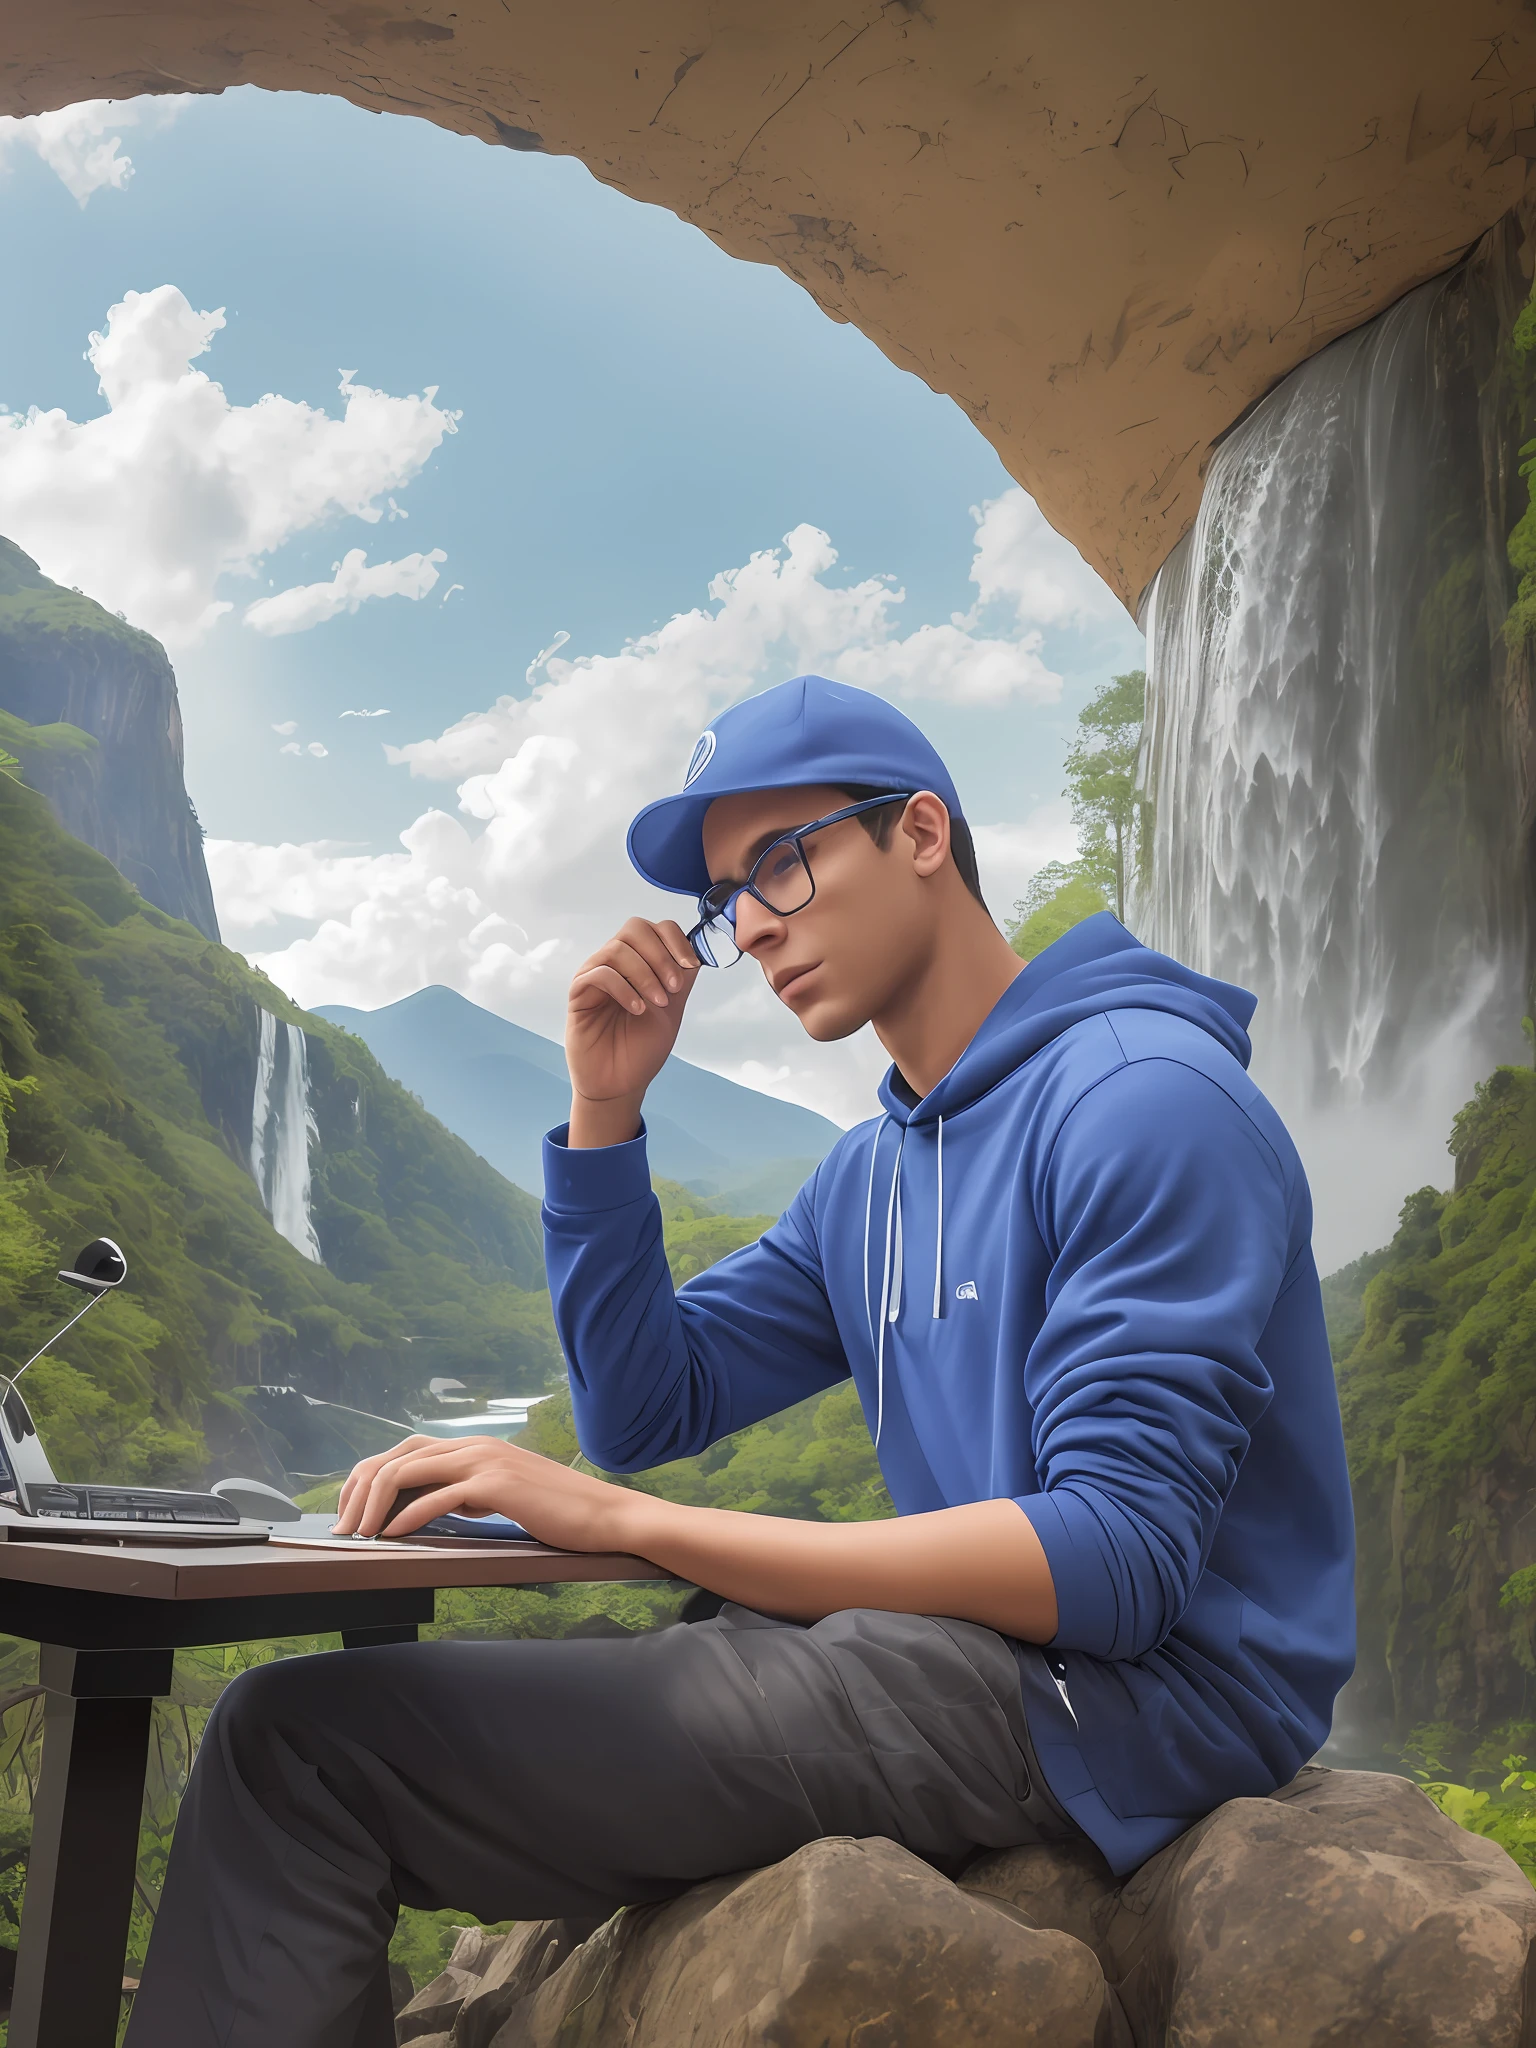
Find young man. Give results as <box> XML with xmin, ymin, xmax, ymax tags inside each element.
<box><xmin>128</xmin><ymin>675</ymin><xmax>1355</xmax><ymax>2048</ymax></box>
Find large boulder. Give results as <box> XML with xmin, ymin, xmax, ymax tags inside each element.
<box><xmin>425</xmin><ymin>1838</ymin><xmax>1120</xmax><ymax>2047</ymax></box>
<box><xmin>398</xmin><ymin>1768</ymin><xmax>1536</xmax><ymax>2048</ymax></box>
<box><xmin>962</xmin><ymin>1766</ymin><xmax>1536</xmax><ymax>2048</ymax></box>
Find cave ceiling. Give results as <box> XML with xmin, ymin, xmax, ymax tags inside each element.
<box><xmin>6</xmin><ymin>2</ymin><xmax>1536</xmax><ymax>612</ymax></box>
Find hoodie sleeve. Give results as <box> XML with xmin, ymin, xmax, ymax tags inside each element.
<box><xmin>1016</xmin><ymin>1056</ymin><xmax>1291</xmax><ymax>1661</ymax></box>
<box><xmin>541</xmin><ymin>1124</ymin><xmax>850</xmax><ymax>1472</ymax></box>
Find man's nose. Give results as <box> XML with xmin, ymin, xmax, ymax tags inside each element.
<box><xmin>733</xmin><ymin>892</ymin><xmax>783</xmax><ymax>954</ymax></box>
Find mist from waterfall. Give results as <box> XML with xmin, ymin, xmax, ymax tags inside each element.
<box><xmin>249</xmin><ymin>1007</ymin><xmax>323</xmax><ymax>1264</ymax></box>
<box><xmin>1136</xmin><ymin>260</ymin><xmax>1529</xmax><ymax>1267</ymax></box>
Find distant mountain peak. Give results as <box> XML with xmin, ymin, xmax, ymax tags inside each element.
<box><xmin>316</xmin><ymin>985</ymin><xmax>842</xmax><ymax>1213</ymax></box>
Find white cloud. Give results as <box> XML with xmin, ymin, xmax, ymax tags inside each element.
<box><xmin>0</xmin><ymin>97</ymin><xmax>190</xmax><ymax>206</ymax></box>
<box><xmin>307</xmin><ymin>742</ymin><xmax>329</xmax><ymax>758</ymax></box>
<box><xmin>244</xmin><ymin>547</ymin><xmax>448</xmax><ymax>636</ymax></box>
<box><xmin>209</xmin><ymin>510</ymin><xmax>1089</xmax><ymax>1126</ymax></box>
<box><xmin>340</xmin><ymin>708</ymin><xmax>391</xmax><ymax>719</ymax></box>
<box><xmin>272</xmin><ymin>721</ymin><xmax>298</xmax><ymax>737</ymax></box>
<box><xmin>0</xmin><ymin>285</ymin><xmax>458</xmax><ymax>649</ymax></box>
<box><xmin>968</xmin><ymin>488</ymin><xmax>1121</xmax><ymax>630</ymax></box>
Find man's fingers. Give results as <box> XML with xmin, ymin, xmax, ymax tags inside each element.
<box><xmin>605</xmin><ymin>938</ymin><xmax>678</xmax><ymax>1007</ymax></box>
<box><xmin>336</xmin><ymin>1438</ymin><xmax>428</xmax><ymax>1516</ymax></box>
<box><xmin>334</xmin><ymin>1437</ymin><xmax>452</xmax><ymax>1531</ymax></box>
<box><xmin>616</xmin><ymin>919</ymin><xmax>694</xmax><ymax>993</ymax></box>
<box><xmin>654</xmin><ymin>920</ymin><xmax>701</xmax><ymax>979</ymax></box>
<box><xmin>570</xmin><ymin>964</ymin><xmax>651</xmax><ymax>1018</ymax></box>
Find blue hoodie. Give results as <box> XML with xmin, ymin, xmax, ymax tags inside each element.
<box><xmin>541</xmin><ymin>914</ymin><xmax>1356</xmax><ymax>1874</ymax></box>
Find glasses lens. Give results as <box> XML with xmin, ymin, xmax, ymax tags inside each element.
<box><xmin>704</xmin><ymin>914</ymin><xmax>742</xmax><ymax>967</ymax></box>
<box><xmin>753</xmin><ymin>839</ymin><xmax>814</xmax><ymax>915</ymax></box>
<box><xmin>692</xmin><ymin>915</ymin><xmax>742</xmax><ymax>969</ymax></box>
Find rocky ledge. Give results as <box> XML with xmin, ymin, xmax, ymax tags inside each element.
<box><xmin>394</xmin><ymin>1767</ymin><xmax>1536</xmax><ymax>2047</ymax></box>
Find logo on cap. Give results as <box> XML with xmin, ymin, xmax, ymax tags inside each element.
<box><xmin>683</xmin><ymin>730</ymin><xmax>717</xmax><ymax>788</ymax></box>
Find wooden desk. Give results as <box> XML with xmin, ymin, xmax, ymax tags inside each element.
<box><xmin>0</xmin><ymin>1531</ymin><xmax>665</xmax><ymax>2048</ymax></box>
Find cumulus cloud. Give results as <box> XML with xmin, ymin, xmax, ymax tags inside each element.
<box><xmin>245</xmin><ymin>547</ymin><xmax>448</xmax><ymax>636</ymax></box>
<box><xmin>209</xmin><ymin>508</ymin><xmax>1111</xmax><ymax>1125</ymax></box>
<box><xmin>0</xmin><ymin>97</ymin><xmax>189</xmax><ymax>206</ymax></box>
<box><xmin>0</xmin><ymin>285</ymin><xmax>458</xmax><ymax>648</ymax></box>
<box><xmin>393</xmin><ymin>523</ymin><xmax>1057</xmax><ymax>802</ymax></box>
<box><xmin>969</xmin><ymin>488</ymin><xmax>1122</xmax><ymax>629</ymax></box>
<box><xmin>340</xmin><ymin>708</ymin><xmax>391</xmax><ymax>719</ymax></box>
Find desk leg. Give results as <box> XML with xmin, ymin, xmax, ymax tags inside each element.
<box><xmin>9</xmin><ymin>1647</ymin><xmax>174</xmax><ymax>2048</ymax></box>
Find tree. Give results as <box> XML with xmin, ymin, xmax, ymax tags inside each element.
<box><xmin>1063</xmin><ymin>667</ymin><xmax>1149</xmax><ymax>922</ymax></box>
<box><xmin>1005</xmin><ymin>668</ymin><xmax>1150</xmax><ymax>958</ymax></box>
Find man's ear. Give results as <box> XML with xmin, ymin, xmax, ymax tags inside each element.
<box><xmin>901</xmin><ymin>791</ymin><xmax>952</xmax><ymax>879</ymax></box>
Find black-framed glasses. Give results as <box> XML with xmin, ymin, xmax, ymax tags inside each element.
<box><xmin>687</xmin><ymin>792</ymin><xmax>913</xmax><ymax>968</ymax></box>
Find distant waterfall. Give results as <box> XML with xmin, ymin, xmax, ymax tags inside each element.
<box><xmin>249</xmin><ymin>1009</ymin><xmax>323</xmax><ymax>1264</ymax></box>
<box><xmin>1136</xmin><ymin>243</ymin><xmax>1530</xmax><ymax>1263</ymax></box>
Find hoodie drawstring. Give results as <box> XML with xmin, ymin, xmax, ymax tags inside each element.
<box><xmin>872</xmin><ymin>1125</ymin><xmax>905</xmax><ymax>1447</ymax></box>
<box><xmin>931</xmin><ymin>1115</ymin><xmax>944</xmax><ymax>1319</ymax></box>
<box><xmin>865</xmin><ymin>1114</ymin><xmax>949</xmax><ymax>1445</ymax></box>
<box><xmin>862</xmin><ymin>1125</ymin><xmax>883</xmax><ymax>1350</ymax></box>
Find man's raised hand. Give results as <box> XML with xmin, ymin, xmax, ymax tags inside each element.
<box><xmin>565</xmin><ymin>917</ymin><xmax>699</xmax><ymax>1147</ymax></box>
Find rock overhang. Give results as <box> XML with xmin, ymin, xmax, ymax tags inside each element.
<box><xmin>4</xmin><ymin>0</ymin><xmax>1535</xmax><ymax>611</ymax></box>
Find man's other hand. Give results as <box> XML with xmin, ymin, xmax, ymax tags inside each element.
<box><xmin>565</xmin><ymin>917</ymin><xmax>699</xmax><ymax>1147</ymax></box>
<box><xmin>333</xmin><ymin>1434</ymin><xmax>643</xmax><ymax>1549</ymax></box>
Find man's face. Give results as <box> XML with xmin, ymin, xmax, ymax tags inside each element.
<box><xmin>700</xmin><ymin>784</ymin><xmax>934</xmax><ymax>1041</ymax></box>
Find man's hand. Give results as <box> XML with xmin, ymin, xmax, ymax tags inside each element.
<box><xmin>565</xmin><ymin>917</ymin><xmax>699</xmax><ymax>1148</ymax></box>
<box><xmin>333</xmin><ymin>1434</ymin><xmax>645</xmax><ymax>1548</ymax></box>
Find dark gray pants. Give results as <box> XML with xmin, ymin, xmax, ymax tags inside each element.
<box><xmin>124</xmin><ymin>1605</ymin><xmax>1071</xmax><ymax>2048</ymax></box>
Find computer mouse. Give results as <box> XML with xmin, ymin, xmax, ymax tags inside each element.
<box><xmin>385</xmin><ymin>1483</ymin><xmax>438</xmax><ymax>1520</ymax></box>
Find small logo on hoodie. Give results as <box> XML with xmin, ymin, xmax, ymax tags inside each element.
<box><xmin>683</xmin><ymin>730</ymin><xmax>717</xmax><ymax>787</ymax></box>
<box><xmin>955</xmin><ymin>1280</ymin><xmax>979</xmax><ymax>1302</ymax></box>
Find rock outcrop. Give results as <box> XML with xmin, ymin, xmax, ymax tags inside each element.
<box><xmin>0</xmin><ymin>536</ymin><xmax>218</xmax><ymax>938</ymax></box>
<box><xmin>6</xmin><ymin>6</ymin><xmax>1535</xmax><ymax>605</ymax></box>
<box><xmin>393</xmin><ymin>1769</ymin><xmax>1536</xmax><ymax>2048</ymax></box>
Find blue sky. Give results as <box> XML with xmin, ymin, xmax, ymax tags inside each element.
<box><xmin>0</xmin><ymin>87</ymin><xmax>1144</xmax><ymax>1120</ymax></box>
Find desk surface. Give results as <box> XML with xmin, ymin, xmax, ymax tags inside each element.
<box><xmin>0</xmin><ymin>1533</ymin><xmax>665</xmax><ymax>1601</ymax></box>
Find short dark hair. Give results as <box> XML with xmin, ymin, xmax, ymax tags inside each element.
<box><xmin>836</xmin><ymin>784</ymin><xmax>989</xmax><ymax>912</ymax></box>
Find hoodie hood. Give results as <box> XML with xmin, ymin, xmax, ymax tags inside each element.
<box><xmin>878</xmin><ymin>914</ymin><xmax>1256</xmax><ymax>1127</ymax></box>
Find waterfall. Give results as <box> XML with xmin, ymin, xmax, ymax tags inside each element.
<box><xmin>250</xmin><ymin>1008</ymin><xmax>277</xmax><ymax>1206</ymax></box>
<box><xmin>1136</xmin><ymin>241</ymin><xmax>1530</xmax><ymax>1264</ymax></box>
<box><xmin>249</xmin><ymin>1009</ymin><xmax>323</xmax><ymax>1264</ymax></box>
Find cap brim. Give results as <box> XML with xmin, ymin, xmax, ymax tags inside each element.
<box><xmin>627</xmin><ymin>786</ymin><xmax>755</xmax><ymax>897</ymax></box>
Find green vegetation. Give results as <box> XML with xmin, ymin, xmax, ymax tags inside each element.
<box><xmin>1505</xmin><ymin>279</ymin><xmax>1536</xmax><ymax>648</ymax></box>
<box><xmin>0</xmin><ymin>535</ymin><xmax>153</xmax><ymax>657</ymax></box>
<box><xmin>1007</xmin><ymin>669</ymin><xmax>1147</xmax><ymax>956</ymax></box>
<box><xmin>1400</xmin><ymin>1725</ymin><xmax>1536</xmax><ymax>1884</ymax></box>
<box><xmin>1006</xmin><ymin>869</ymin><xmax>1111</xmax><ymax>960</ymax></box>
<box><xmin>0</xmin><ymin>747</ymin><xmax>560</xmax><ymax>1487</ymax></box>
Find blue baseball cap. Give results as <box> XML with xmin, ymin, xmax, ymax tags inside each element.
<box><xmin>627</xmin><ymin>675</ymin><xmax>965</xmax><ymax>897</ymax></box>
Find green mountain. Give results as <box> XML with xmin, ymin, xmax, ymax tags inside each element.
<box><xmin>0</xmin><ymin>740</ymin><xmax>561</xmax><ymax>1491</ymax></box>
<box><xmin>1331</xmin><ymin>1061</ymin><xmax>1536</xmax><ymax>1752</ymax></box>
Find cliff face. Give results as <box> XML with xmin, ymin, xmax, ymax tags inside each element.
<box><xmin>5</xmin><ymin>5</ymin><xmax>1533</xmax><ymax>607</ymax></box>
<box><xmin>0</xmin><ymin>536</ymin><xmax>219</xmax><ymax>940</ymax></box>
<box><xmin>1333</xmin><ymin>1065</ymin><xmax>1536</xmax><ymax>1747</ymax></box>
